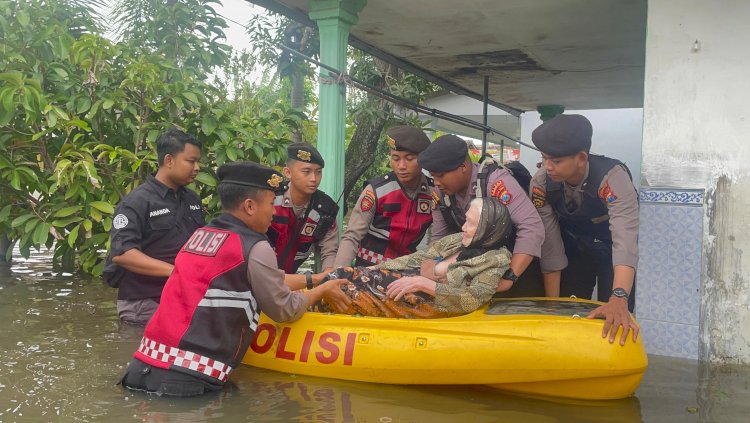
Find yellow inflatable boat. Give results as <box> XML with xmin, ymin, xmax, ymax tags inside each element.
<box><xmin>242</xmin><ymin>298</ymin><xmax>648</xmax><ymax>400</ymax></box>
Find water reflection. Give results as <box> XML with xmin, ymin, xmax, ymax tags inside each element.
<box><xmin>0</xmin><ymin>248</ymin><xmax>748</xmax><ymax>422</ymax></box>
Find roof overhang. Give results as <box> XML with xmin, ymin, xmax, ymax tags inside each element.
<box><xmin>247</xmin><ymin>0</ymin><xmax>646</xmax><ymax>115</ymax></box>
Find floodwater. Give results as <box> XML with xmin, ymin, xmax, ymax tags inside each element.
<box><xmin>1</xmin><ymin>249</ymin><xmax>748</xmax><ymax>422</ymax></box>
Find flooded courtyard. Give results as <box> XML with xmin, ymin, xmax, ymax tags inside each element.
<box><xmin>1</xmin><ymin>249</ymin><xmax>748</xmax><ymax>422</ymax></box>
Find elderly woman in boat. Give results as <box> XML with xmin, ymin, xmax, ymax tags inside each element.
<box><xmin>322</xmin><ymin>197</ymin><xmax>513</xmax><ymax>318</ymax></box>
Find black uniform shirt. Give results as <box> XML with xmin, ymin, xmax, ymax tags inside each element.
<box><xmin>104</xmin><ymin>175</ymin><xmax>205</xmax><ymax>300</ymax></box>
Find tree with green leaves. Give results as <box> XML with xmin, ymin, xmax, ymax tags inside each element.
<box><xmin>0</xmin><ymin>0</ymin><xmax>302</xmax><ymax>274</ymax></box>
<box><xmin>244</xmin><ymin>14</ymin><xmax>439</xmax><ymax>214</ymax></box>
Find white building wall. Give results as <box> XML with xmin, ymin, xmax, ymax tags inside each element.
<box><xmin>519</xmin><ymin>109</ymin><xmax>643</xmax><ymax>184</ymax></box>
<box><xmin>643</xmin><ymin>0</ymin><xmax>750</xmax><ymax>363</ymax></box>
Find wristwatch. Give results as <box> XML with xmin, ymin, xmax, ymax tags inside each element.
<box><xmin>502</xmin><ymin>268</ymin><xmax>518</xmax><ymax>284</ymax></box>
<box><xmin>611</xmin><ymin>288</ymin><xmax>629</xmax><ymax>300</ymax></box>
<box><xmin>305</xmin><ymin>271</ymin><xmax>314</xmax><ymax>290</ymax></box>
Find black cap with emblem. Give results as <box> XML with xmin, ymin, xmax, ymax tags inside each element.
<box><xmin>287</xmin><ymin>142</ymin><xmax>325</xmax><ymax>167</ymax></box>
<box><xmin>217</xmin><ymin>161</ymin><xmax>283</xmax><ymax>191</ymax></box>
<box><xmin>532</xmin><ymin>114</ymin><xmax>593</xmax><ymax>157</ymax></box>
<box><xmin>417</xmin><ymin>134</ymin><xmax>469</xmax><ymax>172</ymax></box>
<box><xmin>386</xmin><ymin>126</ymin><xmax>431</xmax><ymax>154</ymax></box>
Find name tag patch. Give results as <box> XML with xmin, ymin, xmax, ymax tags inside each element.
<box><xmin>149</xmin><ymin>208</ymin><xmax>171</xmax><ymax>217</ymax></box>
<box><xmin>184</xmin><ymin>229</ymin><xmax>229</xmax><ymax>256</ymax></box>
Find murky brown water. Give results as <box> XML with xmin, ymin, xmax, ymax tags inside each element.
<box><xmin>1</xmin><ymin>249</ymin><xmax>748</xmax><ymax>422</ymax></box>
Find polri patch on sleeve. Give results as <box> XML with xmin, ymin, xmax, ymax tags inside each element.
<box><xmin>417</xmin><ymin>198</ymin><xmax>431</xmax><ymax>214</ymax></box>
<box><xmin>531</xmin><ymin>186</ymin><xmax>546</xmax><ymax>209</ymax></box>
<box><xmin>183</xmin><ymin>228</ymin><xmax>229</xmax><ymax>256</ymax></box>
<box><xmin>431</xmin><ymin>191</ymin><xmax>441</xmax><ymax>210</ymax></box>
<box><xmin>490</xmin><ymin>180</ymin><xmax>513</xmax><ymax>205</ymax></box>
<box><xmin>360</xmin><ymin>190</ymin><xmax>376</xmax><ymax>212</ymax></box>
<box><xmin>598</xmin><ymin>181</ymin><xmax>618</xmax><ymax>204</ymax></box>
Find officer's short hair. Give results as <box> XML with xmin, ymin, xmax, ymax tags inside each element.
<box><xmin>156</xmin><ymin>128</ymin><xmax>203</xmax><ymax>166</ymax></box>
<box><xmin>217</xmin><ymin>183</ymin><xmax>263</xmax><ymax>211</ymax></box>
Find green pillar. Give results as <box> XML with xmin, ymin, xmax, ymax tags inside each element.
<box><xmin>537</xmin><ymin>104</ymin><xmax>565</xmax><ymax>122</ymax></box>
<box><xmin>308</xmin><ymin>0</ymin><xmax>366</xmax><ymax>228</ymax></box>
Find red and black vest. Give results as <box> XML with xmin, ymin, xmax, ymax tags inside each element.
<box><xmin>545</xmin><ymin>154</ymin><xmax>634</xmax><ymax>254</ymax></box>
<box><xmin>267</xmin><ymin>188</ymin><xmax>338</xmax><ymax>273</ymax></box>
<box><xmin>356</xmin><ymin>172</ymin><xmax>434</xmax><ymax>266</ymax></box>
<box><xmin>134</xmin><ymin>213</ymin><xmax>265</xmax><ymax>384</ymax></box>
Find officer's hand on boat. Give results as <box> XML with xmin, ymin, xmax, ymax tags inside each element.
<box><xmin>319</xmin><ymin>278</ymin><xmax>353</xmax><ymax>311</ymax></box>
<box><xmin>586</xmin><ymin>298</ymin><xmax>640</xmax><ymax>346</ymax></box>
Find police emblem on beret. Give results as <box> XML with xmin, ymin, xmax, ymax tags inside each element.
<box><xmin>531</xmin><ymin>186</ymin><xmax>546</xmax><ymax>209</ymax></box>
<box><xmin>490</xmin><ymin>180</ymin><xmax>513</xmax><ymax>205</ymax></box>
<box><xmin>301</xmin><ymin>222</ymin><xmax>317</xmax><ymax>237</ymax></box>
<box><xmin>598</xmin><ymin>182</ymin><xmax>618</xmax><ymax>204</ymax></box>
<box><xmin>297</xmin><ymin>150</ymin><xmax>312</xmax><ymax>162</ymax></box>
<box><xmin>267</xmin><ymin>173</ymin><xmax>283</xmax><ymax>188</ymax></box>
<box><xmin>360</xmin><ymin>190</ymin><xmax>376</xmax><ymax>212</ymax></box>
<box><xmin>387</xmin><ymin>136</ymin><xmax>397</xmax><ymax>150</ymax></box>
<box><xmin>417</xmin><ymin>198</ymin><xmax>431</xmax><ymax>214</ymax></box>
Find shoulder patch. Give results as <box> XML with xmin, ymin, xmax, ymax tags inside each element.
<box><xmin>360</xmin><ymin>190</ymin><xmax>375</xmax><ymax>212</ymax></box>
<box><xmin>598</xmin><ymin>181</ymin><xmax>618</xmax><ymax>204</ymax></box>
<box><xmin>113</xmin><ymin>214</ymin><xmax>129</xmax><ymax>229</ymax></box>
<box><xmin>490</xmin><ymin>180</ymin><xmax>512</xmax><ymax>205</ymax></box>
<box><xmin>301</xmin><ymin>222</ymin><xmax>317</xmax><ymax>237</ymax></box>
<box><xmin>417</xmin><ymin>198</ymin><xmax>432</xmax><ymax>214</ymax></box>
<box><xmin>531</xmin><ymin>186</ymin><xmax>546</xmax><ymax>209</ymax></box>
<box><xmin>183</xmin><ymin>229</ymin><xmax>229</xmax><ymax>256</ymax></box>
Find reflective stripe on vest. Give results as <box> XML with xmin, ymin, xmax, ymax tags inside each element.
<box><xmin>197</xmin><ymin>288</ymin><xmax>259</xmax><ymax>331</ymax></box>
<box><xmin>137</xmin><ymin>336</ymin><xmax>233</xmax><ymax>382</ymax></box>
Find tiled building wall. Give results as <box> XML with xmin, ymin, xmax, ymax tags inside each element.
<box><xmin>636</xmin><ymin>189</ymin><xmax>704</xmax><ymax>359</ymax></box>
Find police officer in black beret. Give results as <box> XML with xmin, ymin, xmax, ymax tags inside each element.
<box><xmin>530</xmin><ymin>114</ymin><xmax>640</xmax><ymax>345</ymax></box>
<box><xmin>266</xmin><ymin>143</ymin><xmax>339</xmax><ymax>275</ymax></box>
<box><xmin>418</xmin><ymin>134</ymin><xmax>545</xmax><ymax>295</ymax></box>
<box><xmin>335</xmin><ymin>125</ymin><xmax>435</xmax><ymax>267</ymax></box>
<box><xmin>120</xmin><ymin>160</ymin><xmax>350</xmax><ymax>397</ymax></box>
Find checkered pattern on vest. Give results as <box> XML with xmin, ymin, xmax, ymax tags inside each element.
<box><xmin>137</xmin><ymin>337</ymin><xmax>233</xmax><ymax>382</ymax></box>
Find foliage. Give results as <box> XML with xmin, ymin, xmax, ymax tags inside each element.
<box><xmin>0</xmin><ymin>0</ymin><xmax>302</xmax><ymax>274</ymax></box>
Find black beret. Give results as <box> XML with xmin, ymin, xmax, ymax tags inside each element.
<box><xmin>386</xmin><ymin>126</ymin><xmax>431</xmax><ymax>154</ymax></box>
<box><xmin>287</xmin><ymin>142</ymin><xmax>324</xmax><ymax>167</ymax></box>
<box><xmin>417</xmin><ymin>134</ymin><xmax>468</xmax><ymax>172</ymax></box>
<box><xmin>532</xmin><ymin>114</ymin><xmax>592</xmax><ymax>157</ymax></box>
<box><xmin>217</xmin><ymin>161</ymin><xmax>284</xmax><ymax>191</ymax></box>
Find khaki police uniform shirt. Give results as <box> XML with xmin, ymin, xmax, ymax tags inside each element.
<box><xmin>531</xmin><ymin>164</ymin><xmax>639</xmax><ymax>273</ymax></box>
<box><xmin>247</xmin><ymin>240</ymin><xmax>307</xmax><ymax>322</ymax></box>
<box><xmin>430</xmin><ymin>164</ymin><xmax>544</xmax><ymax>258</ymax></box>
<box><xmin>279</xmin><ymin>188</ymin><xmax>338</xmax><ymax>270</ymax></box>
<box><xmin>334</xmin><ymin>174</ymin><xmax>431</xmax><ymax>267</ymax></box>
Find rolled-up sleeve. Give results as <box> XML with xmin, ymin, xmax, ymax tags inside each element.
<box><xmin>335</xmin><ymin>185</ymin><xmax>377</xmax><ymax>267</ymax></box>
<box><xmin>602</xmin><ymin>166</ymin><xmax>639</xmax><ymax>268</ymax></box>
<box><xmin>109</xmin><ymin>200</ymin><xmax>146</xmax><ymax>257</ymax></box>
<box><xmin>531</xmin><ymin>169</ymin><xmax>568</xmax><ymax>273</ymax></box>
<box><xmin>487</xmin><ymin>169</ymin><xmax>544</xmax><ymax>257</ymax></box>
<box><xmin>429</xmin><ymin>187</ymin><xmax>452</xmax><ymax>243</ymax></box>
<box><xmin>247</xmin><ymin>241</ymin><xmax>307</xmax><ymax>323</ymax></box>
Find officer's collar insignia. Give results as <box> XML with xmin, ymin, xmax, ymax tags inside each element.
<box><xmin>267</xmin><ymin>174</ymin><xmax>283</xmax><ymax>188</ymax></box>
<box><xmin>297</xmin><ymin>150</ymin><xmax>312</xmax><ymax>161</ymax></box>
<box><xmin>387</xmin><ymin>136</ymin><xmax>397</xmax><ymax>150</ymax></box>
